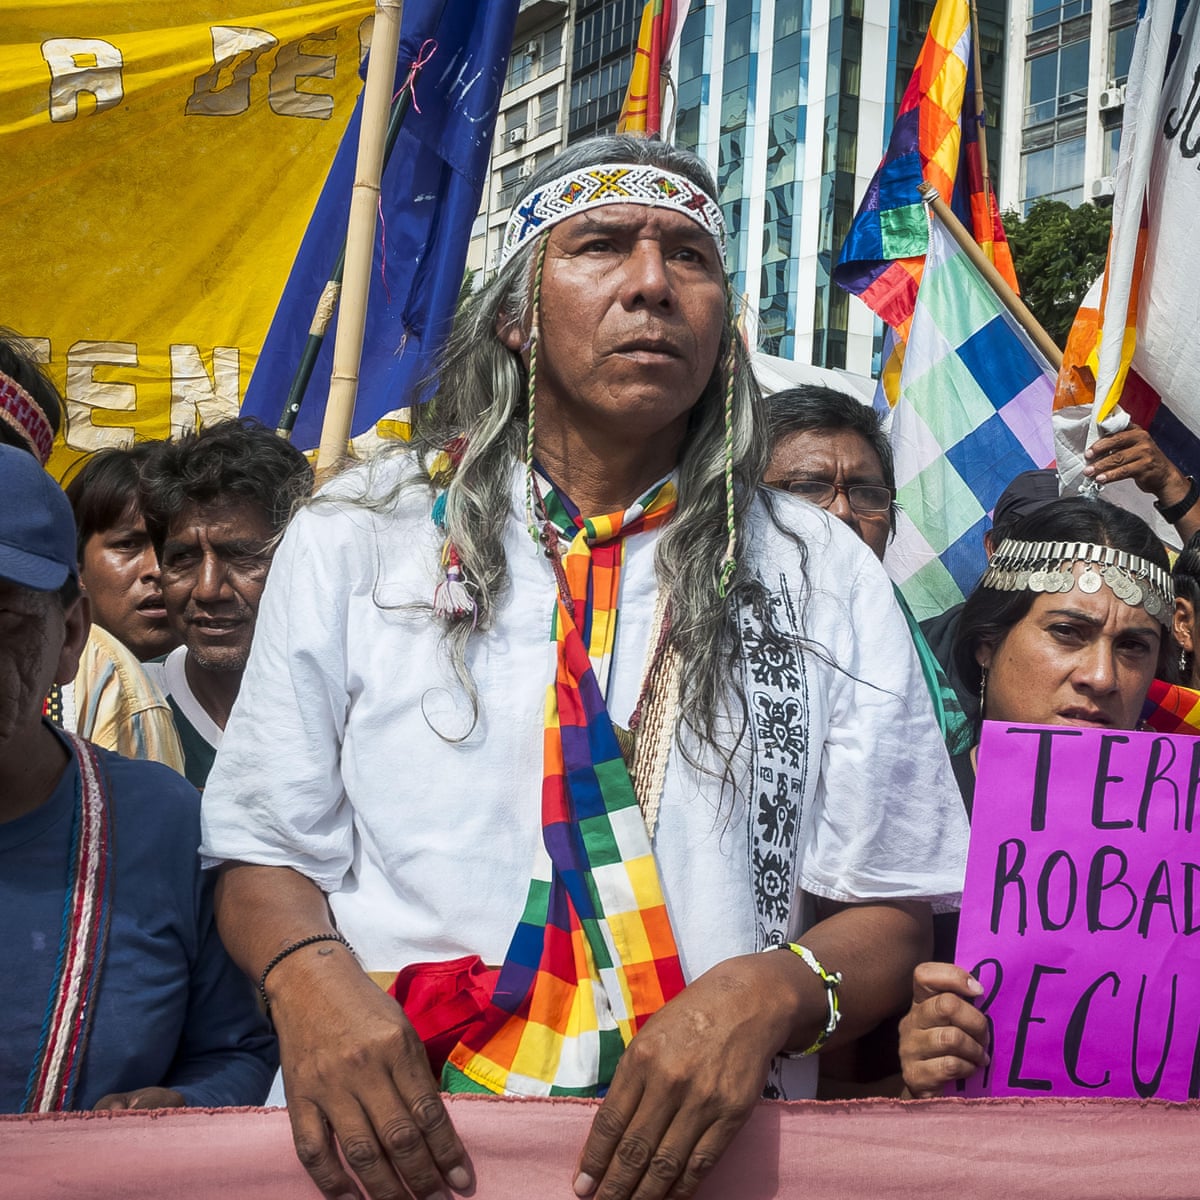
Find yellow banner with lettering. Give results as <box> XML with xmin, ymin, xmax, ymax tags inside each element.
<box><xmin>0</xmin><ymin>2</ymin><xmax>373</xmax><ymax>480</ymax></box>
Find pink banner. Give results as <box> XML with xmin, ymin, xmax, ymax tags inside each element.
<box><xmin>957</xmin><ymin>722</ymin><xmax>1200</xmax><ymax>1098</ymax></box>
<box><xmin>5</xmin><ymin>1097</ymin><xmax>1200</xmax><ymax>1198</ymax></box>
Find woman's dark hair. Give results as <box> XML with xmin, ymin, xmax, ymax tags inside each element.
<box><xmin>65</xmin><ymin>443</ymin><xmax>162</xmax><ymax>560</ymax></box>
<box><xmin>953</xmin><ymin>496</ymin><xmax>1169</xmax><ymax>706</ymax></box>
<box><xmin>1170</xmin><ymin>530</ymin><xmax>1200</xmax><ymax>683</ymax></box>
<box><xmin>0</xmin><ymin>328</ymin><xmax>63</xmax><ymax>453</ymax></box>
<box><xmin>765</xmin><ymin>385</ymin><xmax>897</xmax><ymax>534</ymax></box>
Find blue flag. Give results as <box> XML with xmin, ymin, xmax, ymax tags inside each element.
<box><xmin>242</xmin><ymin>0</ymin><xmax>520</xmax><ymax>447</ymax></box>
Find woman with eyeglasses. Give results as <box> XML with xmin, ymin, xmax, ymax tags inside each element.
<box><xmin>766</xmin><ymin>386</ymin><xmax>972</xmax><ymax>759</ymax></box>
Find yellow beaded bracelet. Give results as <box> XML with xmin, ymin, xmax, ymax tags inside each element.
<box><xmin>770</xmin><ymin>941</ymin><xmax>843</xmax><ymax>1057</ymax></box>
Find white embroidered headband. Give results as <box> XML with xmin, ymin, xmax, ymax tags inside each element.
<box><xmin>499</xmin><ymin>162</ymin><xmax>727</xmax><ymax>268</ymax></box>
<box><xmin>983</xmin><ymin>538</ymin><xmax>1174</xmax><ymax>625</ymax></box>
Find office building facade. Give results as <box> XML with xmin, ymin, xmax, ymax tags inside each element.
<box><xmin>998</xmin><ymin>0</ymin><xmax>1136</xmax><ymax>213</ymax></box>
<box><xmin>471</xmin><ymin>0</ymin><xmax>1010</xmax><ymax>377</ymax></box>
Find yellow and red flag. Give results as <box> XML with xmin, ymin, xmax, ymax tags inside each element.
<box><xmin>616</xmin><ymin>1</ymin><xmax>680</xmax><ymax>137</ymax></box>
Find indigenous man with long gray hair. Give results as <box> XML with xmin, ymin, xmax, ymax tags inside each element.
<box><xmin>202</xmin><ymin>136</ymin><xmax>968</xmax><ymax>1200</ymax></box>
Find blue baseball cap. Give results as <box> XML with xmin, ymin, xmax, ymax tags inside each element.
<box><xmin>0</xmin><ymin>444</ymin><xmax>78</xmax><ymax>591</ymax></box>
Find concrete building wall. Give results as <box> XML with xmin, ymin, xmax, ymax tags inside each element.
<box><xmin>999</xmin><ymin>0</ymin><xmax>1136</xmax><ymax>215</ymax></box>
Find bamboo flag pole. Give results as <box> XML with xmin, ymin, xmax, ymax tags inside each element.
<box><xmin>918</xmin><ymin>182</ymin><xmax>1063</xmax><ymax>370</ymax></box>
<box><xmin>316</xmin><ymin>0</ymin><xmax>405</xmax><ymax>473</ymax></box>
<box><xmin>968</xmin><ymin>0</ymin><xmax>995</xmax><ymax>238</ymax></box>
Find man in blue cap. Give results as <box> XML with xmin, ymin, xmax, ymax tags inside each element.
<box><xmin>0</xmin><ymin>444</ymin><xmax>277</xmax><ymax>1113</ymax></box>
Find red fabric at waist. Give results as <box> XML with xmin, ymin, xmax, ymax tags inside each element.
<box><xmin>388</xmin><ymin>955</ymin><xmax>499</xmax><ymax>1077</ymax></box>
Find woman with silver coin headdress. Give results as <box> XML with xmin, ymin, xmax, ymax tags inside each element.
<box><xmin>897</xmin><ymin>495</ymin><xmax>1172</xmax><ymax>1097</ymax></box>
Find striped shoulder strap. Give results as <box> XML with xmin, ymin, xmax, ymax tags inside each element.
<box><xmin>22</xmin><ymin>733</ymin><xmax>115</xmax><ymax>1112</ymax></box>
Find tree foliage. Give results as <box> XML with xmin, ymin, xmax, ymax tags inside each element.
<box><xmin>1001</xmin><ymin>199</ymin><xmax>1112</xmax><ymax>349</ymax></box>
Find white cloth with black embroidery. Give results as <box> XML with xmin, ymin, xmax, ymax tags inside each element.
<box><xmin>201</xmin><ymin>455</ymin><xmax>968</xmax><ymax>1100</ymax></box>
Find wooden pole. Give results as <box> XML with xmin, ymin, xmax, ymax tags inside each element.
<box><xmin>918</xmin><ymin>183</ymin><xmax>1063</xmax><ymax>370</ymax></box>
<box><xmin>316</xmin><ymin>0</ymin><xmax>405</xmax><ymax>473</ymax></box>
<box><xmin>968</xmin><ymin>0</ymin><xmax>995</xmax><ymax>238</ymax></box>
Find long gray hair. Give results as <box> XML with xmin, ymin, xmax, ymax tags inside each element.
<box><xmin>375</xmin><ymin>135</ymin><xmax>780</xmax><ymax>766</ymax></box>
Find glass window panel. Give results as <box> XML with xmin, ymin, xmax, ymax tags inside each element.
<box><xmin>1020</xmin><ymin>148</ymin><xmax>1050</xmax><ymax>202</ymax></box>
<box><xmin>1030</xmin><ymin>0</ymin><xmax>1060</xmax><ymax>32</ymax></box>
<box><xmin>766</xmin><ymin>109</ymin><xmax>799</xmax><ymax>188</ymax></box>
<box><xmin>1110</xmin><ymin>23</ymin><xmax>1136</xmax><ymax>83</ymax></box>
<box><xmin>781</xmin><ymin>63</ymin><xmax>805</xmax><ymax>110</ymax></box>
<box><xmin>537</xmin><ymin>90</ymin><xmax>557</xmax><ymax>134</ymax></box>
<box><xmin>679</xmin><ymin>35</ymin><xmax>704</xmax><ymax>82</ymax></box>
<box><xmin>722</xmin><ymin>85</ymin><xmax>748</xmax><ymax>132</ymax></box>
<box><xmin>719</xmin><ymin>131</ymin><xmax>745</xmax><ymax>201</ymax></box>
<box><xmin>724</xmin><ymin>54</ymin><xmax>750</xmax><ymax>93</ymax></box>
<box><xmin>1025</xmin><ymin>51</ymin><xmax>1057</xmax><ymax>124</ymax></box>
<box><xmin>1059</xmin><ymin>39</ymin><xmax>1090</xmax><ymax>115</ymax></box>
<box><xmin>776</xmin><ymin>3</ymin><xmax>801</xmax><ymax>39</ymax></box>
<box><xmin>725</xmin><ymin>15</ymin><xmax>751</xmax><ymax>60</ymax></box>
<box><xmin>676</xmin><ymin>103</ymin><xmax>701</xmax><ymax>149</ymax></box>
<box><xmin>1103</xmin><ymin>125</ymin><xmax>1122</xmax><ymax>174</ymax></box>
<box><xmin>1054</xmin><ymin>135</ymin><xmax>1085</xmax><ymax>191</ymax></box>
<box><xmin>774</xmin><ymin>32</ymin><xmax>802</xmax><ymax>73</ymax></box>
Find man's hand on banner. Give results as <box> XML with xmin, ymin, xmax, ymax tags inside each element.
<box><xmin>898</xmin><ymin>962</ymin><xmax>990</xmax><ymax>1099</ymax></box>
<box><xmin>93</xmin><ymin>1087</ymin><xmax>187</xmax><ymax>1110</ymax></box>
<box><xmin>573</xmin><ymin>900</ymin><xmax>928</xmax><ymax>1200</ymax></box>
<box><xmin>214</xmin><ymin>864</ymin><xmax>474</xmax><ymax>1200</ymax></box>
<box><xmin>273</xmin><ymin>954</ymin><xmax>473</xmax><ymax>1200</ymax></box>
<box><xmin>570</xmin><ymin>953</ymin><xmax>793</xmax><ymax>1200</ymax></box>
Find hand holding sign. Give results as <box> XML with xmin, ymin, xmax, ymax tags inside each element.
<box><xmin>952</xmin><ymin>722</ymin><xmax>1200</xmax><ymax>1100</ymax></box>
<box><xmin>899</xmin><ymin>963</ymin><xmax>990</xmax><ymax>1098</ymax></box>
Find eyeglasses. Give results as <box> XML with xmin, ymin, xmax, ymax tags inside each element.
<box><xmin>766</xmin><ymin>479</ymin><xmax>896</xmax><ymax>514</ymax></box>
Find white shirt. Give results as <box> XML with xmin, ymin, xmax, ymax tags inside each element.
<box><xmin>201</xmin><ymin>454</ymin><xmax>968</xmax><ymax>1094</ymax></box>
<box><xmin>144</xmin><ymin>645</ymin><xmax>224</xmax><ymax>753</ymax></box>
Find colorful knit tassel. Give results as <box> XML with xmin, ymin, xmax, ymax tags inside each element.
<box><xmin>433</xmin><ymin>542</ymin><xmax>475</xmax><ymax>621</ymax></box>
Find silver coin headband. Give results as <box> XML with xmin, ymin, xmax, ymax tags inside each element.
<box><xmin>499</xmin><ymin>162</ymin><xmax>727</xmax><ymax>269</ymax></box>
<box><xmin>982</xmin><ymin>538</ymin><xmax>1174</xmax><ymax>625</ymax></box>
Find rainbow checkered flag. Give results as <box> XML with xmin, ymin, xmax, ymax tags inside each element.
<box><xmin>884</xmin><ymin>212</ymin><xmax>1056</xmax><ymax>619</ymax></box>
<box><xmin>833</xmin><ymin>0</ymin><xmax>1017</xmax><ymax>339</ymax></box>
<box><xmin>1142</xmin><ymin>679</ymin><xmax>1200</xmax><ymax>736</ymax></box>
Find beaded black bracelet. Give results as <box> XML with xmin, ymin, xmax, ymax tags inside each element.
<box><xmin>258</xmin><ymin>932</ymin><xmax>355</xmax><ymax>1010</ymax></box>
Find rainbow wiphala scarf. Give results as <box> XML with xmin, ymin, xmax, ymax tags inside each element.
<box><xmin>444</xmin><ymin>474</ymin><xmax>685</xmax><ymax>1096</ymax></box>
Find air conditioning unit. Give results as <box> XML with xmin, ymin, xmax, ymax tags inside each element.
<box><xmin>508</xmin><ymin>127</ymin><xmax>526</xmax><ymax>145</ymax></box>
<box><xmin>518</xmin><ymin>162</ymin><xmax>535</xmax><ymax>180</ymax></box>
<box><xmin>1098</xmin><ymin>85</ymin><xmax>1126</xmax><ymax>111</ymax></box>
<box><xmin>526</xmin><ymin>39</ymin><xmax>540</xmax><ymax>57</ymax></box>
<box><xmin>1091</xmin><ymin>175</ymin><xmax>1116</xmax><ymax>200</ymax></box>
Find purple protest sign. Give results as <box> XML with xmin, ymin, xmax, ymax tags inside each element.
<box><xmin>955</xmin><ymin>721</ymin><xmax>1200</xmax><ymax>1099</ymax></box>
